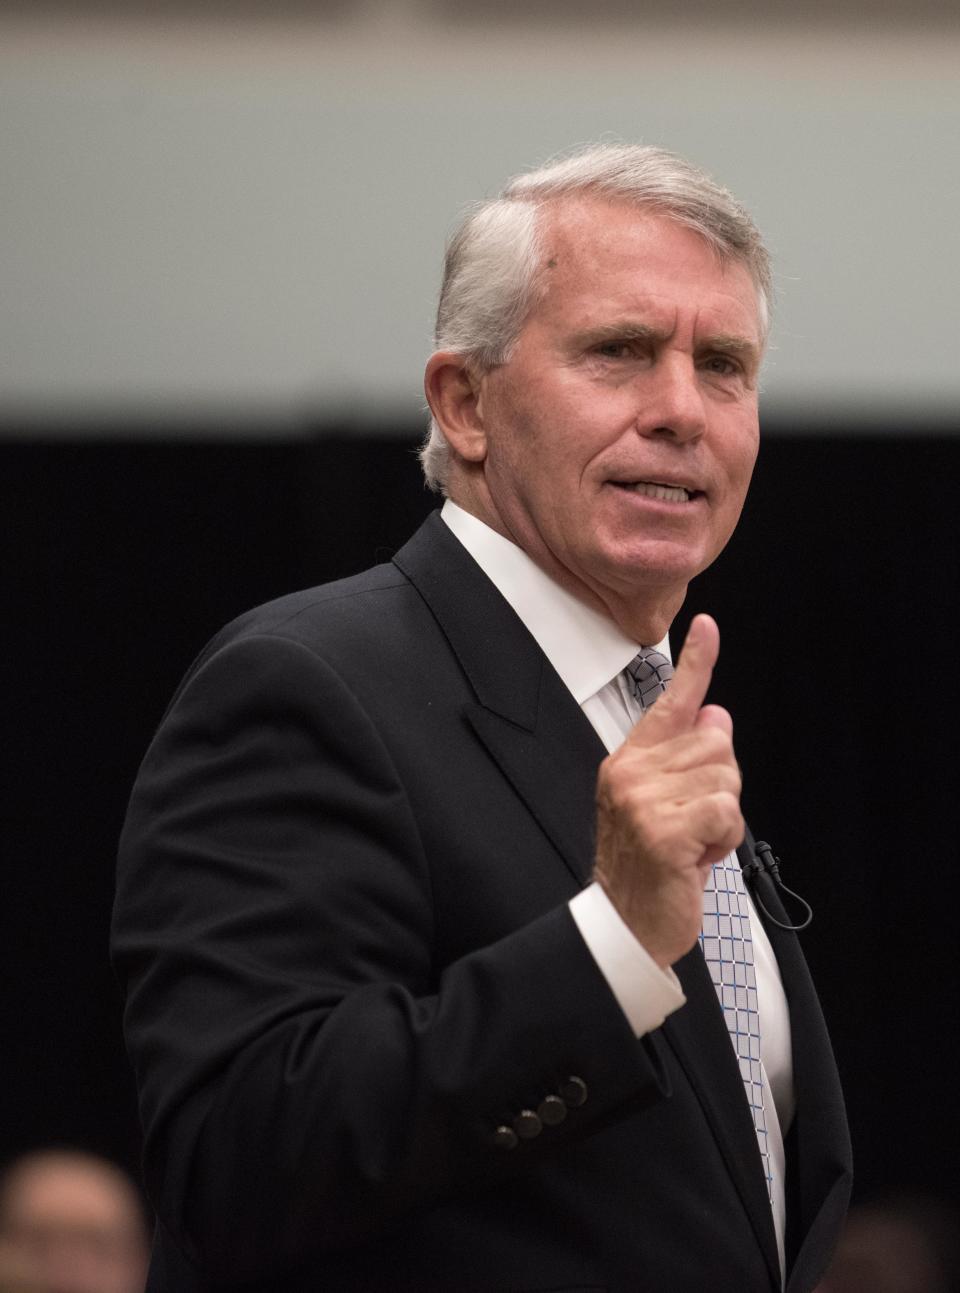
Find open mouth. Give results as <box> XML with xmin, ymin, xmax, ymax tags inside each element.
<box><xmin>611</xmin><ymin>480</ymin><xmax>701</xmax><ymax>503</ymax></box>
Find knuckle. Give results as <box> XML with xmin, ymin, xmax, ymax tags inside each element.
<box><xmin>715</xmin><ymin>788</ymin><xmax>741</xmax><ymax>817</ymax></box>
<box><xmin>701</xmin><ymin>725</ymin><xmax>734</xmax><ymax>760</ymax></box>
<box><xmin>701</xmin><ymin>790</ymin><xmax>740</xmax><ymax>838</ymax></box>
<box><xmin>720</xmin><ymin>763</ymin><xmax>742</xmax><ymax>796</ymax></box>
<box><xmin>699</xmin><ymin>798</ymin><xmax>723</xmax><ymax>836</ymax></box>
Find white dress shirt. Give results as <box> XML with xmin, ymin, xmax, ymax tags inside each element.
<box><xmin>441</xmin><ymin>500</ymin><xmax>794</xmax><ymax>1282</ymax></box>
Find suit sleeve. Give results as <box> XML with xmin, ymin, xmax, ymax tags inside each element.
<box><xmin>112</xmin><ymin>632</ymin><xmax>672</xmax><ymax>1283</ymax></box>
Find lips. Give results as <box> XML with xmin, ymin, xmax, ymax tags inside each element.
<box><xmin>610</xmin><ymin>480</ymin><xmax>701</xmax><ymax>503</ymax></box>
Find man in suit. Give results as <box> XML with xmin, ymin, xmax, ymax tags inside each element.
<box><xmin>113</xmin><ymin>144</ymin><xmax>851</xmax><ymax>1292</ymax></box>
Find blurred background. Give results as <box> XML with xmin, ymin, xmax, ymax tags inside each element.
<box><xmin>2</xmin><ymin>1</ymin><xmax>958</xmax><ymax>1288</ymax></box>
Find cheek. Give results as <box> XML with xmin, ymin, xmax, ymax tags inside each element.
<box><xmin>728</xmin><ymin>450</ymin><xmax>757</xmax><ymax>495</ymax></box>
<box><xmin>722</xmin><ymin>422</ymin><xmax>760</xmax><ymax>486</ymax></box>
<box><xmin>739</xmin><ymin>441</ymin><xmax>760</xmax><ymax>492</ymax></box>
<box><xmin>497</xmin><ymin>417</ymin><xmax>587</xmax><ymax>493</ymax></box>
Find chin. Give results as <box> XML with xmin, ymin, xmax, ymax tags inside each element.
<box><xmin>601</xmin><ymin>540</ymin><xmax>710</xmax><ymax>591</ymax></box>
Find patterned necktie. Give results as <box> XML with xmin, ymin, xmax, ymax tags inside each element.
<box><xmin>624</xmin><ymin>647</ymin><xmax>774</xmax><ymax>1203</ymax></box>
<box><xmin>700</xmin><ymin>856</ymin><xmax>774</xmax><ymax>1202</ymax></box>
<box><xmin>624</xmin><ymin>645</ymin><xmax>673</xmax><ymax>709</ymax></box>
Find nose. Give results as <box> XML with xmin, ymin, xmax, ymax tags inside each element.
<box><xmin>635</xmin><ymin>355</ymin><xmax>707</xmax><ymax>444</ymax></box>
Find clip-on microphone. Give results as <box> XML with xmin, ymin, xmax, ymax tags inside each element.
<box><xmin>740</xmin><ymin>840</ymin><xmax>813</xmax><ymax>932</ymax></box>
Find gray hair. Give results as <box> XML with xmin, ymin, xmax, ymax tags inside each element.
<box><xmin>420</xmin><ymin>142</ymin><xmax>772</xmax><ymax>493</ymax></box>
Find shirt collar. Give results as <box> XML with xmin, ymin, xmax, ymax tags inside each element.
<box><xmin>441</xmin><ymin>501</ymin><xmax>669</xmax><ymax>705</ymax></box>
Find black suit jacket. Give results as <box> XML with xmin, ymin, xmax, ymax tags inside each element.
<box><xmin>113</xmin><ymin>512</ymin><xmax>851</xmax><ymax>1292</ymax></box>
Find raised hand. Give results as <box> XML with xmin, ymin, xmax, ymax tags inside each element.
<box><xmin>593</xmin><ymin>614</ymin><xmax>744</xmax><ymax>969</ymax></box>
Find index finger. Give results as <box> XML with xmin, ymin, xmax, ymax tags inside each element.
<box><xmin>628</xmin><ymin>613</ymin><xmax>720</xmax><ymax>747</ymax></box>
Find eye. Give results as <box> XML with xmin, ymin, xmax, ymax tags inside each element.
<box><xmin>702</xmin><ymin>354</ymin><xmax>741</xmax><ymax>377</ymax></box>
<box><xmin>593</xmin><ymin>340</ymin><xmax>635</xmax><ymax>360</ymax></box>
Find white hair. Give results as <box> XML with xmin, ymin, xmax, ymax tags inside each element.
<box><xmin>420</xmin><ymin>143</ymin><xmax>772</xmax><ymax>493</ymax></box>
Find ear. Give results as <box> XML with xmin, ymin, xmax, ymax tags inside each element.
<box><xmin>423</xmin><ymin>351</ymin><xmax>488</xmax><ymax>464</ymax></box>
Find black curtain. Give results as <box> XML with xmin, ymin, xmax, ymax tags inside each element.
<box><xmin>3</xmin><ymin>431</ymin><xmax>957</xmax><ymax>1206</ymax></box>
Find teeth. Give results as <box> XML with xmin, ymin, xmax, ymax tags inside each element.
<box><xmin>628</xmin><ymin>481</ymin><xmax>691</xmax><ymax>503</ymax></box>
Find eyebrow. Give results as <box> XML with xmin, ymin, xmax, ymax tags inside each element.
<box><xmin>571</xmin><ymin>322</ymin><xmax>666</xmax><ymax>348</ymax></box>
<box><xmin>702</xmin><ymin>333</ymin><xmax>763</xmax><ymax>363</ymax></box>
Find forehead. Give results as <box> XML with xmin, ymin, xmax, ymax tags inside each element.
<box><xmin>532</xmin><ymin>197</ymin><xmax>761</xmax><ymax>340</ymax></box>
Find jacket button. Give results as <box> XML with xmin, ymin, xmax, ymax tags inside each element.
<box><xmin>493</xmin><ymin>1124</ymin><xmax>519</xmax><ymax>1150</ymax></box>
<box><xmin>538</xmin><ymin>1094</ymin><xmax>567</xmax><ymax>1126</ymax></box>
<box><xmin>560</xmin><ymin>1076</ymin><xmax>588</xmax><ymax>1108</ymax></box>
<box><xmin>513</xmin><ymin>1109</ymin><xmax>543</xmax><ymax>1140</ymax></box>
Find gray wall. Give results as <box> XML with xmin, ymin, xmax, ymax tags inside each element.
<box><xmin>3</xmin><ymin>8</ymin><xmax>959</xmax><ymax>432</ymax></box>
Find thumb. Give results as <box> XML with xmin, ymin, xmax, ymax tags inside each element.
<box><xmin>629</xmin><ymin>613</ymin><xmax>720</xmax><ymax>747</ymax></box>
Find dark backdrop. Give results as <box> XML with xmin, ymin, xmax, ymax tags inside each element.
<box><xmin>3</xmin><ymin>430</ymin><xmax>958</xmax><ymax>1212</ymax></box>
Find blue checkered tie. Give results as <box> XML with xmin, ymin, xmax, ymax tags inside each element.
<box><xmin>699</xmin><ymin>856</ymin><xmax>774</xmax><ymax>1201</ymax></box>
<box><xmin>625</xmin><ymin>647</ymin><xmax>774</xmax><ymax>1202</ymax></box>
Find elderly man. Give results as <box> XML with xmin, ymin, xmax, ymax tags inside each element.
<box><xmin>113</xmin><ymin>144</ymin><xmax>851</xmax><ymax>1293</ymax></box>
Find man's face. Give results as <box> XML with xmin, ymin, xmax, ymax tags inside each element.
<box><xmin>474</xmin><ymin>198</ymin><xmax>762</xmax><ymax>628</ymax></box>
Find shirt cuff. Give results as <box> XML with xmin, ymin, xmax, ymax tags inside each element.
<box><xmin>569</xmin><ymin>883</ymin><xmax>686</xmax><ymax>1037</ymax></box>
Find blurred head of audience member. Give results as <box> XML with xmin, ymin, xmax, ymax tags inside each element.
<box><xmin>0</xmin><ymin>1149</ymin><xmax>149</xmax><ymax>1293</ymax></box>
<box><xmin>816</xmin><ymin>1194</ymin><xmax>960</xmax><ymax>1293</ymax></box>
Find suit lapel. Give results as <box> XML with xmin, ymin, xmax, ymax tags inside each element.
<box><xmin>463</xmin><ymin>687</ymin><xmax>603</xmax><ymax>889</ymax></box>
<box><xmin>393</xmin><ymin>512</ymin><xmax>603</xmax><ymax>887</ymax></box>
